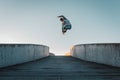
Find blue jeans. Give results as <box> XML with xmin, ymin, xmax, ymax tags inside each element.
<box><xmin>63</xmin><ymin>25</ymin><xmax>72</xmax><ymax>30</ymax></box>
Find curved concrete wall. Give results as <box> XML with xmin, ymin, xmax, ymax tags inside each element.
<box><xmin>70</xmin><ymin>43</ymin><xmax>120</xmax><ymax>67</ymax></box>
<box><xmin>0</xmin><ymin>44</ymin><xmax>49</xmax><ymax>68</ymax></box>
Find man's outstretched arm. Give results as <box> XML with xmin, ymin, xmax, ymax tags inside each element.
<box><xmin>57</xmin><ymin>15</ymin><xmax>67</xmax><ymax>19</ymax></box>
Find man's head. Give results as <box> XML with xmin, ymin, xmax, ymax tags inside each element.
<box><xmin>60</xmin><ymin>18</ymin><xmax>64</xmax><ymax>22</ymax></box>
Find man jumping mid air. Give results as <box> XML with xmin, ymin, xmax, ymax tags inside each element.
<box><xmin>58</xmin><ymin>15</ymin><xmax>72</xmax><ymax>34</ymax></box>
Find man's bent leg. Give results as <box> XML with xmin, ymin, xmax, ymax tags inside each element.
<box><xmin>65</xmin><ymin>25</ymin><xmax>71</xmax><ymax>30</ymax></box>
<box><xmin>62</xmin><ymin>28</ymin><xmax>67</xmax><ymax>34</ymax></box>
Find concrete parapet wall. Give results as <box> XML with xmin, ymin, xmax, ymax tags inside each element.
<box><xmin>70</xmin><ymin>43</ymin><xmax>120</xmax><ymax>67</ymax></box>
<box><xmin>0</xmin><ymin>44</ymin><xmax>49</xmax><ymax>68</ymax></box>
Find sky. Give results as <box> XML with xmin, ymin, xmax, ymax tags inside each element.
<box><xmin>0</xmin><ymin>0</ymin><xmax>120</xmax><ymax>55</ymax></box>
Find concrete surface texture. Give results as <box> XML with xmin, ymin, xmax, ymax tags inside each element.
<box><xmin>49</xmin><ymin>53</ymin><xmax>55</xmax><ymax>56</ymax></box>
<box><xmin>0</xmin><ymin>56</ymin><xmax>120</xmax><ymax>80</ymax></box>
<box><xmin>0</xmin><ymin>44</ymin><xmax>49</xmax><ymax>68</ymax></box>
<box><xmin>70</xmin><ymin>43</ymin><xmax>120</xmax><ymax>67</ymax></box>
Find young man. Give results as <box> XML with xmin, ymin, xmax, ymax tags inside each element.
<box><xmin>58</xmin><ymin>15</ymin><xmax>72</xmax><ymax>34</ymax></box>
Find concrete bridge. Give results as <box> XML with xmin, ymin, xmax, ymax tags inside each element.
<box><xmin>0</xmin><ymin>44</ymin><xmax>120</xmax><ymax>80</ymax></box>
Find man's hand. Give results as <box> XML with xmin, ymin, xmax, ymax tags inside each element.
<box><xmin>57</xmin><ymin>15</ymin><xmax>64</xmax><ymax>18</ymax></box>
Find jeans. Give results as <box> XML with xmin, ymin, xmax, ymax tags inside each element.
<box><xmin>62</xmin><ymin>25</ymin><xmax>72</xmax><ymax>30</ymax></box>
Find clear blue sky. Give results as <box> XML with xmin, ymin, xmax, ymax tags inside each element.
<box><xmin>0</xmin><ymin>0</ymin><xmax>120</xmax><ymax>55</ymax></box>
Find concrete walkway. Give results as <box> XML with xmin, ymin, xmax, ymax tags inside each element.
<box><xmin>0</xmin><ymin>56</ymin><xmax>120</xmax><ymax>80</ymax></box>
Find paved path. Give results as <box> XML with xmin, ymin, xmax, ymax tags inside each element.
<box><xmin>0</xmin><ymin>56</ymin><xmax>120</xmax><ymax>80</ymax></box>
